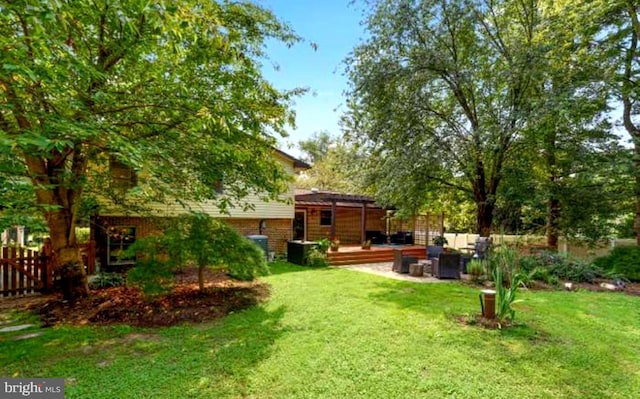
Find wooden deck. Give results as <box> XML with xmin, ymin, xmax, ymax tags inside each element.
<box><xmin>327</xmin><ymin>244</ymin><xmax>426</xmax><ymax>266</ymax></box>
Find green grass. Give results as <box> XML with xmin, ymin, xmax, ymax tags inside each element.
<box><xmin>1</xmin><ymin>262</ymin><xmax>640</xmax><ymax>398</ymax></box>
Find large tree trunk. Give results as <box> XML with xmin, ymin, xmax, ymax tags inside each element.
<box><xmin>473</xmin><ymin>159</ymin><xmax>496</xmax><ymax>238</ymax></box>
<box><xmin>547</xmin><ymin>197</ymin><xmax>560</xmax><ymax>249</ymax></box>
<box><xmin>46</xmin><ymin>208</ymin><xmax>89</xmax><ymax>301</ymax></box>
<box><xmin>476</xmin><ymin>200</ymin><xmax>494</xmax><ymax>237</ymax></box>
<box><xmin>25</xmin><ymin>152</ymin><xmax>89</xmax><ymax>301</ymax></box>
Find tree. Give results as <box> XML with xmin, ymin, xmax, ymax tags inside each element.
<box><xmin>345</xmin><ymin>0</ymin><xmax>542</xmax><ymax>236</ymax></box>
<box><xmin>506</xmin><ymin>0</ymin><xmax>628</xmax><ymax>247</ymax></box>
<box><xmin>298</xmin><ymin>131</ymin><xmax>334</xmax><ymax>165</ymax></box>
<box><xmin>595</xmin><ymin>0</ymin><xmax>640</xmax><ymax>244</ymax></box>
<box><xmin>0</xmin><ymin>1</ymin><xmax>299</xmax><ymax>300</ymax></box>
<box><xmin>297</xmin><ymin>132</ymin><xmax>366</xmax><ymax>193</ymax></box>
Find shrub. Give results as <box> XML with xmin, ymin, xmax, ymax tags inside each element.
<box><xmin>126</xmin><ymin>214</ymin><xmax>270</xmax><ymax>293</ymax></box>
<box><xmin>467</xmin><ymin>259</ymin><xmax>485</xmax><ymax>282</ymax></box>
<box><xmin>593</xmin><ymin>246</ymin><xmax>640</xmax><ymax>282</ymax></box>
<box><xmin>525</xmin><ymin>267</ymin><xmax>559</xmax><ymax>287</ymax></box>
<box><xmin>306</xmin><ymin>247</ymin><xmax>329</xmax><ymax>267</ymax></box>
<box><xmin>316</xmin><ymin>238</ymin><xmax>331</xmax><ymax>254</ymax></box>
<box><xmin>185</xmin><ymin>214</ymin><xmax>269</xmax><ymax>284</ymax></box>
<box><xmin>521</xmin><ymin>251</ymin><xmax>603</xmax><ymax>283</ymax></box>
<box><xmin>88</xmin><ymin>272</ymin><xmax>125</xmax><ymax>290</ymax></box>
<box><xmin>538</xmin><ymin>251</ymin><xmax>601</xmax><ymax>283</ymax></box>
<box><xmin>518</xmin><ymin>255</ymin><xmax>543</xmax><ymax>273</ymax></box>
<box><xmin>126</xmin><ymin>235</ymin><xmax>176</xmax><ymax>297</ymax></box>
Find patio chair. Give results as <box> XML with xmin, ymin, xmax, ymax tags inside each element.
<box><xmin>431</xmin><ymin>253</ymin><xmax>461</xmax><ymax>279</ymax></box>
<box><xmin>473</xmin><ymin>237</ymin><xmax>492</xmax><ymax>260</ymax></box>
<box><xmin>393</xmin><ymin>249</ymin><xmax>417</xmax><ymax>274</ymax></box>
<box><xmin>390</xmin><ymin>231</ymin><xmax>414</xmax><ymax>245</ymax></box>
<box><xmin>426</xmin><ymin>245</ymin><xmax>445</xmax><ymax>259</ymax></box>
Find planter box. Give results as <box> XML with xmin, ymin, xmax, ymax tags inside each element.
<box><xmin>287</xmin><ymin>240</ymin><xmax>319</xmax><ymax>265</ymax></box>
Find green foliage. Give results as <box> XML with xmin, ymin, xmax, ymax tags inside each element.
<box><xmin>126</xmin><ymin>236</ymin><xmax>176</xmax><ymax>297</ymax></box>
<box><xmin>184</xmin><ymin>214</ymin><xmax>269</xmax><ymax>283</ymax></box>
<box><xmin>127</xmin><ymin>214</ymin><xmax>269</xmax><ymax>292</ymax></box>
<box><xmin>593</xmin><ymin>246</ymin><xmax>640</xmax><ymax>282</ymax></box>
<box><xmin>316</xmin><ymin>238</ymin><xmax>331</xmax><ymax>254</ymax></box>
<box><xmin>432</xmin><ymin>236</ymin><xmax>448</xmax><ymax>246</ymax></box>
<box><xmin>520</xmin><ymin>252</ymin><xmax>603</xmax><ymax>283</ymax></box>
<box><xmin>75</xmin><ymin>227</ymin><xmax>90</xmax><ymax>244</ymax></box>
<box><xmin>296</xmin><ymin>134</ymin><xmax>367</xmax><ymax>193</ymax></box>
<box><xmin>466</xmin><ymin>259</ymin><xmax>485</xmax><ymax>282</ymax></box>
<box><xmin>7</xmin><ymin>263</ymin><xmax>640</xmax><ymax>397</ymax></box>
<box><xmin>535</xmin><ymin>252</ymin><xmax>602</xmax><ymax>283</ymax></box>
<box><xmin>87</xmin><ymin>272</ymin><xmax>125</xmax><ymax>290</ymax></box>
<box><xmin>305</xmin><ymin>248</ymin><xmax>329</xmax><ymax>268</ymax></box>
<box><xmin>344</xmin><ymin>0</ymin><xmax>546</xmax><ymax>233</ymax></box>
<box><xmin>487</xmin><ymin>245</ymin><xmax>524</xmax><ymax>324</ymax></box>
<box><xmin>0</xmin><ymin>0</ymin><xmax>301</xmax><ymax>296</ymax></box>
<box><xmin>528</xmin><ymin>267</ymin><xmax>560</xmax><ymax>287</ymax></box>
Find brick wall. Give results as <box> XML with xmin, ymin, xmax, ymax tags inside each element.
<box><xmin>91</xmin><ymin>216</ymin><xmax>292</xmax><ymax>263</ymax></box>
<box><xmin>302</xmin><ymin>206</ymin><xmax>386</xmax><ymax>243</ymax></box>
<box><xmin>219</xmin><ymin>218</ymin><xmax>292</xmax><ymax>254</ymax></box>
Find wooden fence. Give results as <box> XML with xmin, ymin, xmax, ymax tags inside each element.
<box><xmin>0</xmin><ymin>241</ymin><xmax>96</xmax><ymax>297</ymax></box>
<box><xmin>0</xmin><ymin>246</ymin><xmax>52</xmax><ymax>297</ymax></box>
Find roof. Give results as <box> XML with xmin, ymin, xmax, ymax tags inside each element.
<box><xmin>274</xmin><ymin>148</ymin><xmax>311</xmax><ymax>170</ymax></box>
<box><xmin>295</xmin><ymin>189</ymin><xmax>381</xmax><ymax>205</ymax></box>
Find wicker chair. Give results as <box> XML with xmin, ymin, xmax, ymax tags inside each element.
<box><xmin>473</xmin><ymin>237</ymin><xmax>492</xmax><ymax>259</ymax></box>
<box><xmin>431</xmin><ymin>253</ymin><xmax>461</xmax><ymax>279</ymax></box>
<box><xmin>393</xmin><ymin>249</ymin><xmax>417</xmax><ymax>274</ymax></box>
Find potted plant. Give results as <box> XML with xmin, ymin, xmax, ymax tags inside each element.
<box><xmin>433</xmin><ymin>235</ymin><xmax>448</xmax><ymax>247</ymax></box>
<box><xmin>330</xmin><ymin>238</ymin><xmax>340</xmax><ymax>252</ymax></box>
<box><xmin>361</xmin><ymin>239</ymin><xmax>371</xmax><ymax>250</ymax></box>
<box><xmin>316</xmin><ymin>238</ymin><xmax>331</xmax><ymax>254</ymax></box>
<box><xmin>427</xmin><ymin>235</ymin><xmax>448</xmax><ymax>259</ymax></box>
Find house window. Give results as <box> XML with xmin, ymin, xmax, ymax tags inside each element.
<box><xmin>320</xmin><ymin>209</ymin><xmax>332</xmax><ymax>226</ymax></box>
<box><xmin>109</xmin><ymin>157</ymin><xmax>137</xmax><ymax>189</ymax></box>
<box><xmin>214</xmin><ymin>179</ymin><xmax>224</xmax><ymax>194</ymax></box>
<box><xmin>107</xmin><ymin>226</ymin><xmax>136</xmax><ymax>266</ymax></box>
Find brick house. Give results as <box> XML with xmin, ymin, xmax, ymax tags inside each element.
<box><xmin>91</xmin><ymin>149</ymin><xmax>309</xmax><ymax>270</ymax></box>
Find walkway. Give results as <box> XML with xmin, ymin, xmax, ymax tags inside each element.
<box><xmin>337</xmin><ymin>261</ymin><xmax>469</xmax><ymax>283</ymax></box>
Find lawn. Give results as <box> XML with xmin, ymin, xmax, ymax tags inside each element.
<box><xmin>1</xmin><ymin>262</ymin><xmax>640</xmax><ymax>398</ymax></box>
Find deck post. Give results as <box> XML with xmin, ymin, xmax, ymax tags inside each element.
<box><xmin>330</xmin><ymin>200</ymin><xmax>337</xmax><ymax>239</ymax></box>
<box><xmin>361</xmin><ymin>202</ymin><xmax>367</xmax><ymax>244</ymax></box>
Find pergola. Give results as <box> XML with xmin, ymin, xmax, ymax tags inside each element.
<box><xmin>294</xmin><ymin>190</ymin><xmax>383</xmax><ymax>243</ymax></box>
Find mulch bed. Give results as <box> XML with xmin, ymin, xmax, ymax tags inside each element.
<box><xmin>33</xmin><ymin>268</ymin><xmax>270</xmax><ymax>327</ymax></box>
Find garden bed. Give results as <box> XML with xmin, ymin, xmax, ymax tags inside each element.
<box><xmin>34</xmin><ymin>268</ymin><xmax>270</xmax><ymax>327</ymax></box>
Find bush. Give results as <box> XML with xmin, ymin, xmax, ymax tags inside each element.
<box><xmin>126</xmin><ymin>235</ymin><xmax>176</xmax><ymax>297</ymax></box>
<box><xmin>184</xmin><ymin>214</ymin><xmax>269</xmax><ymax>284</ymax></box>
<box><xmin>316</xmin><ymin>238</ymin><xmax>331</xmax><ymax>254</ymax></box>
<box><xmin>466</xmin><ymin>259</ymin><xmax>485</xmax><ymax>282</ymax></box>
<box><xmin>88</xmin><ymin>272</ymin><xmax>125</xmax><ymax>289</ymax></box>
<box><xmin>518</xmin><ymin>251</ymin><xmax>602</xmax><ymax>283</ymax></box>
<box><xmin>540</xmin><ymin>252</ymin><xmax>602</xmax><ymax>283</ymax></box>
<box><xmin>593</xmin><ymin>246</ymin><xmax>640</xmax><ymax>282</ymax></box>
<box><xmin>306</xmin><ymin>247</ymin><xmax>329</xmax><ymax>267</ymax></box>
<box><xmin>526</xmin><ymin>267</ymin><xmax>559</xmax><ymax>286</ymax></box>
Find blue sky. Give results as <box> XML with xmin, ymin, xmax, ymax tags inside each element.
<box><xmin>258</xmin><ymin>0</ymin><xmax>367</xmax><ymax>155</ymax></box>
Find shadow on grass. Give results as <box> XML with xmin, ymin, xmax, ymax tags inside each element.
<box><xmin>169</xmin><ymin>305</ymin><xmax>289</xmax><ymax>397</ymax></box>
<box><xmin>367</xmin><ymin>278</ymin><xmax>476</xmax><ymax>313</ymax></box>
<box><xmin>366</xmin><ymin>277</ymin><xmax>552</xmax><ymax>338</ymax></box>
<box><xmin>56</xmin><ymin>305</ymin><xmax>289</xmax><ymax>398</ymax></box>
